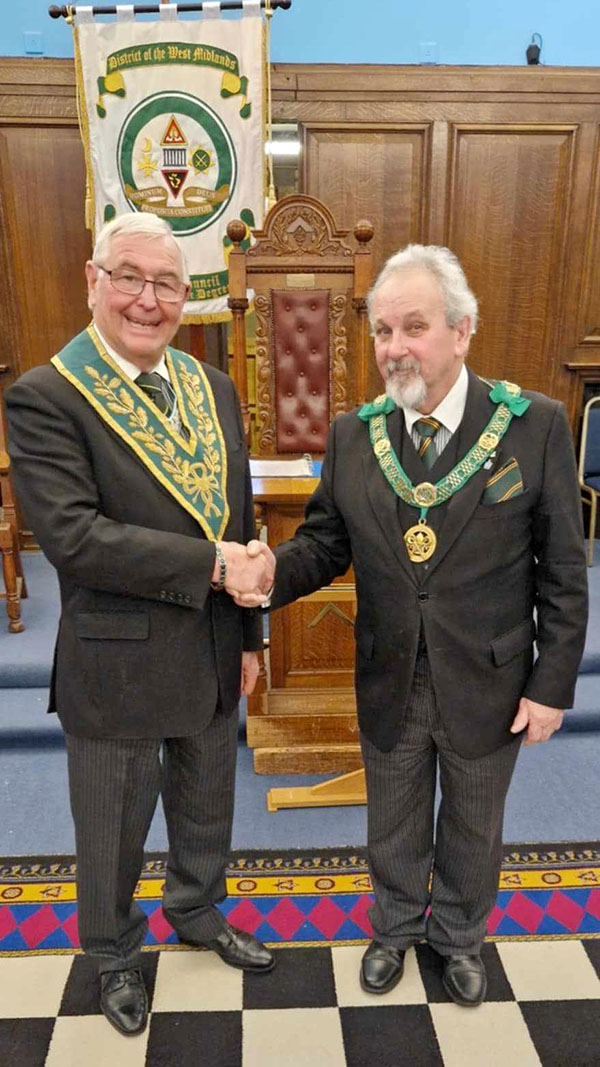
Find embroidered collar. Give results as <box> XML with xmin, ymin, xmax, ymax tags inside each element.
<box><xmin>51</xmin><ymin>325</ymin><xmax>230</xmax><ymax>540</ymax></box>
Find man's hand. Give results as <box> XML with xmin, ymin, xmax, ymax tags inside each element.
<box><xmin>214</xmin><ymin>540</ymin><xmax>275</xmax><ymax>604</ymax></box>
<box><xmin>231</xmin><ymin>540</ymin><xmax>276</xmax><ymax>607</ymax></box>
<box><xmin>241</xmin><ymin>651</ymin><xmax>260</xmax><ymax>695</ymax></box>
<box><xmin>510</xmin><ymin>697</ymin><xmax>564</xmax><ymax>746</ymax></box>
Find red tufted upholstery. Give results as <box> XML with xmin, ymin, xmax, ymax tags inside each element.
<box><xmin>272</xmin><ymin>289</ymin><xmax>330</xmax><ymax>453</ymax></box>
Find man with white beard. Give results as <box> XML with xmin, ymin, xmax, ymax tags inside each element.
<box><xmin>254</xmin><ymin>244</ymin><xmax>588</xmax><ymax>1008</ymax></box>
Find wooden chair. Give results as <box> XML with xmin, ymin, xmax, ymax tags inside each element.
<box><xmin>0</xmin><ymin>391</ymin><xmax>27</xmax><ymax>632</ymax></box>
<box><xmin>226</xmin><ymin>194</ymin><xmax>374</xmax><ymax>448</ymax></box>
<box><xmin>579</xmin><ymin>395</ymin><xmax>600</xmax><ymax>566</ymax></box>
<box><xmin>226</xmin><ymin>196</ymin><xmax>374</xmax><ymax>808</ymax></box>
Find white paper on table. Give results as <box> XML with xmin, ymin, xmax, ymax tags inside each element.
<box><xmin>249</xmin><ymin>455</ymin><xmax>314</xmax><ymax>477</ymax></box>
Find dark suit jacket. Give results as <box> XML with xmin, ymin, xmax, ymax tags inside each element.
<box><xmin>6</xmin><ymin>353</ymin><xmax>262</xmax><ymax>739</ymax></box>
<box><xmin>271</xmin><ymin>369</ymin><xmax>588</xmax><ymax>758</ymax></box>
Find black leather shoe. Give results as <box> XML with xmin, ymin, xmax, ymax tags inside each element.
<box><xmin>442</xmin><ymin>954</ymin><xmax>487</xmax><ymax>1006</ymax></box>
<box><xmin>100</xmin><ymin>968</ymin><xmax>148</xmax><ymax>1036</ymax></box>
<box><xmin>360</xmin><ymin>941</ymin><xmax>405</xmax><ymax>994</ymax></box>
<box><xmin>184</xmin><ymin>922</ymin><xmax>275</xmax><ymax>972</ymax></box>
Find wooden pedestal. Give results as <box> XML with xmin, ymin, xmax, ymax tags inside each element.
<box><xmin>250</xmin><ymin>475</ymin><xmax>361</xmax><ymax>775</ymax></box>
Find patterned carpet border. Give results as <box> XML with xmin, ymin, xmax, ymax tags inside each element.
<box><xmin>1</xmin><ymin>843</ymin><xmax>599</xmax><ymax>955</ymax></box>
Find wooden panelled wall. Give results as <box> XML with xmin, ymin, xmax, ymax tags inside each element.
<box><xmin>1</xmin><ymin>59</ymin><xmax>600</xmax><ymax>426</ymax></box>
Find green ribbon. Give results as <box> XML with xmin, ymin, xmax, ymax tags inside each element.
<box><xmin>357</xmin><ymin>394</ymin><xmax>396</xmax><ymax>421</ymax></box>
<box><xmin>359</xmin><ymin>380</ymin><xmax>530</xmax><ymax>422</ymax></box>
<box><xmin>488</xmin><ymin>381</ymin><xmax>531</xmax><ymax>416</ymax></box>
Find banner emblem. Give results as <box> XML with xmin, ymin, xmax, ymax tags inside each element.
<box><xmin>118</xmin><ymin>92</ymin><xmax>236</xmax><ymax>234</ymax></box>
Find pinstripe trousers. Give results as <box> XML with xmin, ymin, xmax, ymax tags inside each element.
<box><xmin>360</xmin><ymin>646</ymin><xmax>521</xmax><ymax>956</ymax></box>
<box><xmin>65</xmin><ymin>708</ymin><xmax>238</xmax><ymax>973</ymax></box>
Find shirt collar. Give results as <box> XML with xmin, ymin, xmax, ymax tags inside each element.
<box><xmin>403</xmin><ymin>362</ymin><xmax>468</xmax><ymax>435</ymax></box>
<box><xmin>93</xmin><ymin>326</ymin><xmax>170</xmax><ymax>383</ymax></box>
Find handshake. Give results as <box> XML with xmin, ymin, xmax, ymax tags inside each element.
<box><xmin>213</xmin><ymin>540</ymin><xmax>276</xmax><ymax>608</ymax></box>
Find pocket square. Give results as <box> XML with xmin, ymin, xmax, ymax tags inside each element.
<box><xmin>481</xmin><ymin>457</ymin><xmax>524</xmax><ymax>505</ymax></box>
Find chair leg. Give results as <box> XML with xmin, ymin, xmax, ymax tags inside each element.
<box><xmin>0</xmin><ymin>524</ymin><xmax>24</xmax><ymax>632</ymax></box>
<box><xmin>590</xmin><ymin>494</ymin><xmax>598</xmax><ymax>567</ymax></box>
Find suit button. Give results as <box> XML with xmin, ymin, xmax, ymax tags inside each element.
<box><xmin>417</xmin><ymin>592</ymin><xmax>429</xmax><ymax>602</ymax></box>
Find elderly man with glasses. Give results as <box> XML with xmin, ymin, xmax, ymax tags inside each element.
<box><xmin>5</xmin><ymin>212</ymin><xmax>276</xmax><ymax>1036</ymax></box>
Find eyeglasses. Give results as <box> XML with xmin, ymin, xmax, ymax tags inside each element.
<box><xmin>96</xmin><ymin>265</ymin><xmax>188</xmax><ymax>303</ymax></box>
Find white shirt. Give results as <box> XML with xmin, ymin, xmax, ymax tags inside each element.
<box><xmin>404</xmin><ymin>363</ymin><xmax>469</xmax><ymax>458</ymax></box>
<box><xmin>93</xmin><ymin>326</ymin><xmax>183</xmax><ymax>435</ymax></box>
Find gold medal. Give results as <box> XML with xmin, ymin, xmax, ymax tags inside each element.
<box><xmin>412</xmin><ymin>481</ymin><xmax>438</xmax><ymax>507</ymax></box>
<box><xmin>404</xmin><ymin>521</ymin><xmax>437</xmax><ymax>563</ymax></box>
<box><xmin>374</xmin><ymin>438</ymin><xmax>391</xmax><ymax>457</ymax></box>
<box><xmin>478</xmin><ymin>431</ymin><xmax>499</xmax><ymax>451</ymax></box>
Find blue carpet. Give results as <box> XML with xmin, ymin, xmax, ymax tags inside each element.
<box><xmin>0</xmin><ymin>687</ymin><xmax>369</xmax><ymax>855</ymax></box>
<box><xmin>0</xmin><ymin>553</ymin><xmax>58</xmax><ymax>687</ymax></box>
<box><xmin>0</xmin><ymin>545</ymin><xmax>597</xmax><ymax>855</ymax></box>
<box><xmin>563</xmin><ymin>673</ymin><xmax>600</xmax><ymax>731</ymax></box>
<box><xmin>1</xmin><ymin>686</ymin><xmax>600</xmax><ymax>852</ymax></box>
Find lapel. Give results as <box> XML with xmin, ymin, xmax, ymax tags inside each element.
<box><xmin>362</xmin><ymin>406</ymin><xmax>417</xmax><ymax>587</ymax></box>
<box><xmin>424</xmin><ymin>368</ymin><xmax>495</xmax><ymax>580</ymax></box>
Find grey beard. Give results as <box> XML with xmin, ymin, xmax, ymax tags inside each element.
<box><xmin>384</xmin><ymin>359</ymin><xmax>427</xmax><ymax>410</ymax></box>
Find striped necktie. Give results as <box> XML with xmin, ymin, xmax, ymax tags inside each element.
<box><xmin>414</xmin><ymin>417</ymin><xmax>442</xmax><ymax>470</ymax></box>
<box><xmin>135</xmin><ymin>371</ymin><xmax>176</xmax><ymax>419</ymax></box>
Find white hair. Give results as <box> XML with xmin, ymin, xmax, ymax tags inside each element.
<box><xmin>92</xmin><ymin>212</ymin><xmax>189</xmax><ymax>284</ymax></box>
<box><xmin>368</xmin><ymin>244</ymin><xmax>478</xmax><ymax>335</ymax></box>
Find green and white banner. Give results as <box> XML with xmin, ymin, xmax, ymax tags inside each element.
<box><xmin>73</xmin><ymin>3</ymin><xmax>265</xmax><ymax>321</ymax></box>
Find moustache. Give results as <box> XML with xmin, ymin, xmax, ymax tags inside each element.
<box><xmin>385</xmin><ymin>357</ymin><xmax>421</xmax><ymax>378</ymax></box>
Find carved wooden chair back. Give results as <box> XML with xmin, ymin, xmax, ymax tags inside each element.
<box><xmin>227</xmin><ymin>195</ymin><xmax>373</xmax><ymax>453</ymax></box>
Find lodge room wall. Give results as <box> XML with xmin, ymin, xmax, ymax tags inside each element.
<box><xmin>1</xmin><ymin>59</ymin><xmax>599</xmax><ymax>425</ymax></box>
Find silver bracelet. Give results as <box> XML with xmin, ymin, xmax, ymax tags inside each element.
<box><xmin>211</xmin><ymin>542</ymin><xmax>227</xmax><ymax>591</ymax></box>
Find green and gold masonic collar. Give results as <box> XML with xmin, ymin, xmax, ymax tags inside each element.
<box><xmin>358</xmin><ymin>378</ymin><xmax>530</xmax><ymax>512</ymax></box>
<box><xmin>357</xmin><ymin>378</ymin><xmax>531</xmax><ymax>563</ymax></box>
<box><xmin>52</xmin><ymin>324</ymin><xmax>230</xmax><ymax>540</ymax></box>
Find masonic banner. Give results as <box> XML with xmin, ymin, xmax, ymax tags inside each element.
<box><xmin>73</xmin><ymin>2</ymin><xmax>265</xmax><ymax>321</ymax></box>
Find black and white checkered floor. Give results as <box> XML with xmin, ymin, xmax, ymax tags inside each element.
<box><xmin>2</xmin><ymin>938</ymin><xmax>599</xmax><ymax>1066</ymax></box>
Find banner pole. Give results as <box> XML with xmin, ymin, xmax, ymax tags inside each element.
<box><xmin>50</xmin><ymin>1</ymin><xmax>292</xmax><ymax>16</ymax></box>
<box><xmin>264</xmin><ymin>0</ymin><xmax>276</xmax><ymax>213</ymax></box>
